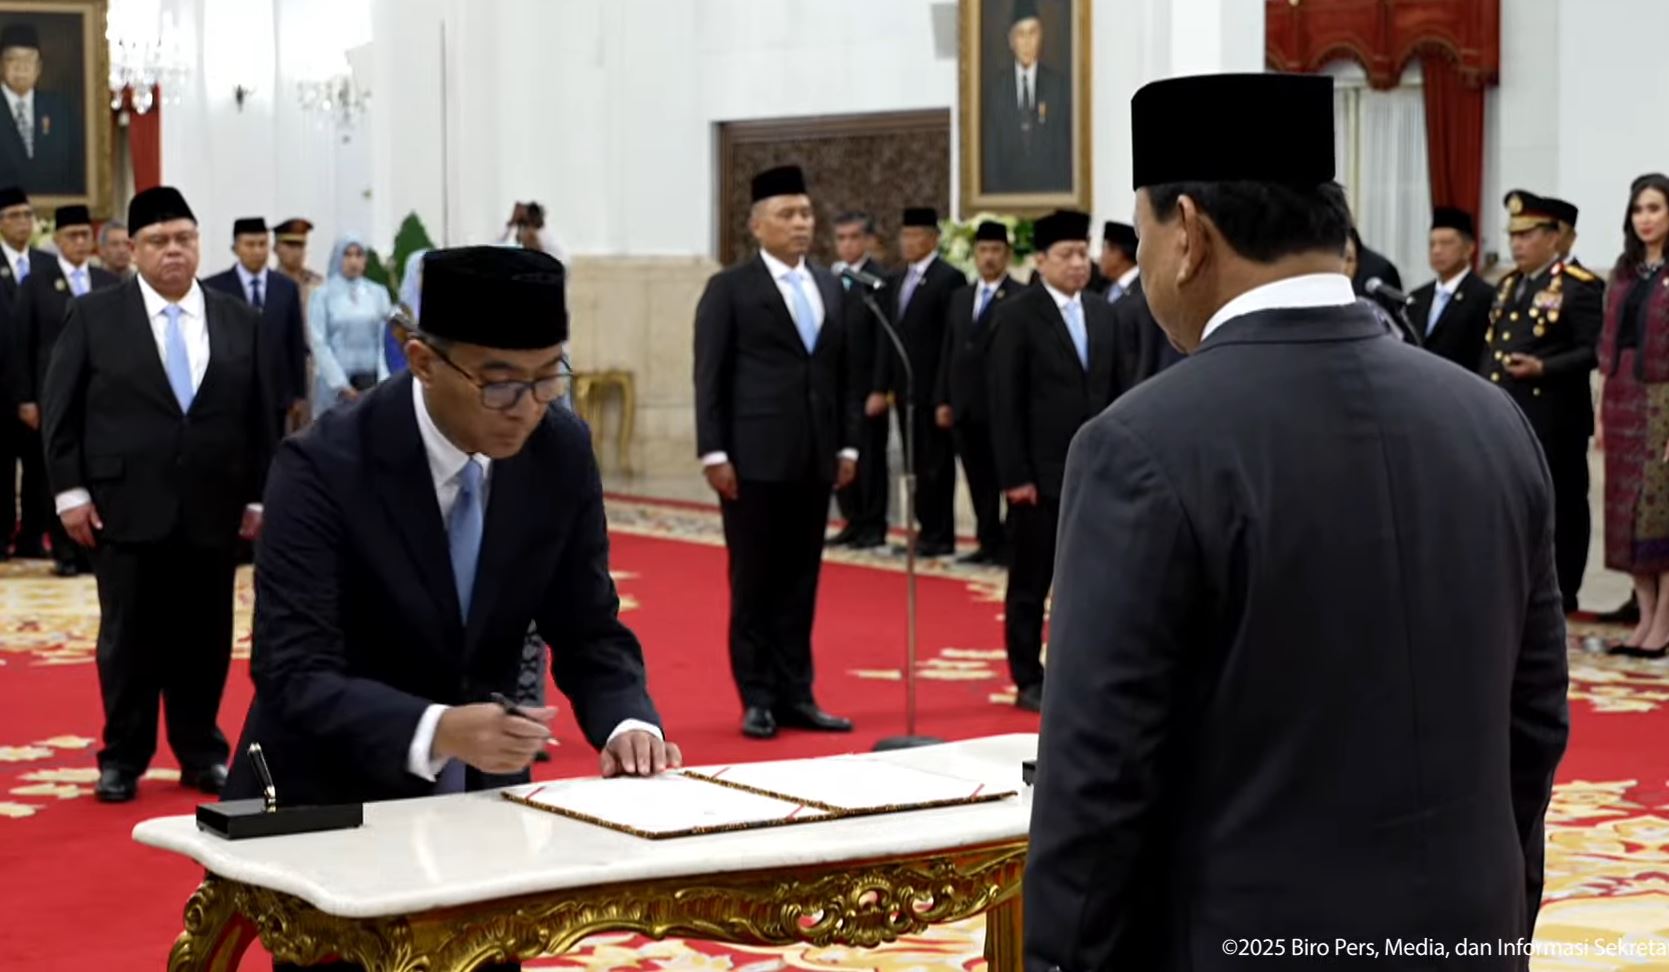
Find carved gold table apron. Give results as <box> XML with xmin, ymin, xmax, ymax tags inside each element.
<box><xmin>167</xmin><ymin>839</ymin><xmax>1025</xmax><ymax>972</ymax></box>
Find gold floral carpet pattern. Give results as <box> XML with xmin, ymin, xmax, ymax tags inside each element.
<box><xmin>1</xmin><ymin>497</ymin><xmax>1667</xmax><ymax>969</ymax></box>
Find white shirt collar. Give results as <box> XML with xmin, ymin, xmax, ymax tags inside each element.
<box><xmin>908</xmin><ymin>253</ymin><xmax>936</xmax><ymax>277</ymax></box>
<box><xmin>2</xmin><ymin>240</ymin><xmax>24</xmax><ymax>270</ymax></box>
<box><xmin>1116</xmin><ymin>266</ymin><xmax>1140</xmax><ymax>290</ymax></box>
<box><xmin>1436</xmin><ymin>266</ymin><xmax>1470</xmax><ymax>294</ymax></box>
<box><xmin>136</xmin><ymin>273</ymin><xmax>205</xmax><ymax>321</ymax></box>
<box><xmin>56</xmin><ymin>255</ymin><xmax>88</xmax><ymax>280</ymax></box>
<box><xmin>235</xmin><ymin>263</ymin><xmax>267</xmax><ymax>288</ymax></box>
<box><xmin>977</xmin><ymin>273</ymin><xmax>1004</xmax><ymax>289</ymax></box>
<box><xmin>759</xmin><ymin>249</ymin><xmax>807</xmax><ymax>281</ymax></box>
<box><xmin>1042</xmin><ymin>281</ymin><xmax>1081</xmax><ymax>312</ymax></box>
<box><xmin>411</xmin><ymin>375</ymin><xmax>491</xmax><ymax>495</ymax></box>
<box><xmin>2</xmin><ymin>86</ymin><xmax>32</xmax><ymax>113</ymax></box>
<box><xmin>1200</xmin><ymin>273</ymin><xmax>1357</xmax><ymax>343</ymax></box>
<box><xmin>1015</xmin><ymin>61</ymin><xmax>1037</xmax><ymax>93</ymax></box>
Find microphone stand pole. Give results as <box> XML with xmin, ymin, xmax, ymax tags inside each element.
<box><xmin>858</xmin><ymin>286</ymin><xmax>941</xmax><ymax>751</ymax></box>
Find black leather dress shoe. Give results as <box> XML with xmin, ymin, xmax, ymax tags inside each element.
<box><xmin>51</xmin><ymin>562</ymin><xmax>80</xmax><ymax>578</ymax></box>
<box><xmin>183</xmin><ymin>764</ymin><xmax>228</xmax><ymax>795</ymax></box>
<box><xmin>742</xmin><ymin>706</ymin><xmax>778</xmax><ymax>739</ymax></box>
<box><xmin>829</xmin><ymin>525</ymin><xmax>860</xmax><ymax>546</ymax></box>
<box><xmin>775</xmin><ymin>703</ymin><xmax>853</xmax><ymax>732</ymax></box>
<box><xmin>94</xmin><ymin>768</ymin><xmax>137</xmax><ymax>803</ymax></box>
<box><xmin>847</xmin><ymin>530</ymin><xmax>887</xmax><ymax>550</ymax></box>
<box><xmin>1015</xmin><ymin>684</ymin><xmax>1043</xmax><ymax>713</ymax></box>
<box><xmin>915</xmin><ymin>541</ymin><xmax>955</xmax><ymax>558</ymax></box>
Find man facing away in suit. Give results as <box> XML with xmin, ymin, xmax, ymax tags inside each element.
<box><xmin>1097</xmin><ymin>221</ymin><xmax>1140</xmax><ymax>303</ymax></box>
<box><xmin>1024</xmin><ymin>74</ymin><xmax>1568</xmax><ymax>971</ymax></box>
<box><xmin>868</xmin><ymin>207</ymin><xmax>965</xmax><ymax>557</ymax></box>
<box><xmin>934</xmin><ymin>220</ymin><xmax>1017</xmax><ymax>566</ymax></box>
<box><xmin>0</xmin><ymin>24</ymin><xmax>82</xmax><ymax>195</ymax></box>
<box><xmin>988</xmin><ymin>209</ymin><xmax>1124</xmax><ymax>714</ymax></box>
<box><xmin>0</xmin><ymin>183</ymin><xmax>50</xmax><ymax>558</ymax></box>
<box><xmin>694</xmin><ymin>164</ymin><xmax>860</xmax><ymax>741</ymax></box>
<box><xmin>12</xmin><ymin>203</ymin><xmax>118</xmax><ymax>576</ymax></box>
<box><xmin>42</xmin><ymin>187</ymin><xmax>272</xmax><ymax>804</ymax></box>
<box><xmin>829</xmin><ymin>210</ymin><xmax>890</xmax><ymax>550</ymax></box>
<box><xmin>1408</xmin><ymin>206</ymin><xmax>1494</xmax><ymax>371</ymax></box>
<box><xmin>203</xmin><ymin>217</ymin><xmax>310</xmax><ymax>437</ymax></box>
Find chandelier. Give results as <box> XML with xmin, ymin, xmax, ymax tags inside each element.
<box><xmin>296</xmin><ymin>73</ymin><xmax>370</xmax><ymax>128</ymax></box>
<box><xmin>106</xmin><ymin>0</ymin><xmax>190</xmax><ymax>115</ymax></box>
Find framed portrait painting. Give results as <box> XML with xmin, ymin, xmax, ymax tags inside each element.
<box><xmin>0</xmin><ymin>0</ymin><xmax>111</xmax><ymax>215</ymax></box>
<box><xmin>959</xmin><ymin>0</ymin><xmax>1091</xmax><ymax>216</ymax></box>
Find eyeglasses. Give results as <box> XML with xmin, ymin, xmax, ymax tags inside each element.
<box><xmin>427</xmin><ymin>340</ymin><xmax>572</xmax><ymax>411</ymax></box>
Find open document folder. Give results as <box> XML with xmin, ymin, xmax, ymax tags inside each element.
<box><xmin>502</xmin><ymin>754</ymin><xmax>1017</xmax><ymax>839</ymax></box>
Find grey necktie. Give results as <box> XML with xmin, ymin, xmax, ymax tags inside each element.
<box><xmin>13</xmin><ymin>99</ymin><xmax>31</xmax><ymax>158</ymax></box>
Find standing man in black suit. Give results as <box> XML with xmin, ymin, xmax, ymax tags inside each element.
<box><xmin>980</xmin><ymin>0</ymin><xmax>1071</xmax><ymax>194</ymax></box>
<box><xmin>1026</xmin><ymin>74</ymin><xmax>1568</xmax><ymax>970</ymax></box>
<box><xmin>0</xmin><ymin>183</ymin><xmax>49</xmax><ymax>557</ymax></box>
<box><xmin>12</xmin><ymin>204</ymin><xmax>117</xmax><ymax>576</ymax></box>
<box><xmin>203</xmin><ymin>217</ymin><xmax>310</xmax><ymax>439</ymax></box>
<box><xmin>693</xmin><ymin>165</ymin><xmax>859</xmax><ymax>741</ymax></box>
<box><xmin>829</xmin><ymin>211</ymin><xmax>890</xmax><ymax>549</ymax></box>
<box><xmin>1408</xmin><ymin>206</ymin><xmax>1494</xmax><ymax>370</ymax></box>
<box><xmin>1097</xmin><ymin>221</ymin><xmax>1140</xmax><ymax>302</ymax></box>
<box><xmin>988</xmin><ymin>209</ymin><xmax>1123</xmax><ymax>713</ymax></box>
<box><xmin>1484</xmin><ymin>189</ymin><xmax>1604</xmax><ymax>615</ymax></box>
<box><xmin>0</xmin><ymin>24</ymin><xmax>82</xmax><ymax>195</ymax></box>
<box><xmin>934</xmin><ymin>220</ymin><xmax>1017</xmax><ymax>566</ymax></box>
<box><xmin>868</xmin><ymin>207</ymin><xmax>964</xmax><ymax>557</ymax></box>
<box><xmin>42</xmin><ymin>187</ymin><xmax>272</xmax><ymax>804</ymax></box>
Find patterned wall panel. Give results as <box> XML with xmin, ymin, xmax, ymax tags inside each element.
<box><xmin>717</xmin><ymin>110</ymin><xmax>951</xmax><ymax>270</ymax></box>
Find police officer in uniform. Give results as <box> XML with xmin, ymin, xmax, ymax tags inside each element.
<box><xmin>1483</xmin><ymin>190</ymin><xmax>1603</xmax><ymax>614</ymax></box>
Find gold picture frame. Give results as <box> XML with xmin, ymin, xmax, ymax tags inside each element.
<box><xmin>0</xmin><ymin>0</ymin><xmax>113</xmax><ymax>217</ymax></box>
<box><xmin>959</xmin><ymin>0</ymin><xmax>1092</xmax><ymax>216</ymax></box>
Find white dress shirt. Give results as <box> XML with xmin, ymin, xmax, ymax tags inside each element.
<box><xmin>1434</xmin><ymin>267</ymin><xmax>1470</xmax><ymax>299</ymax></box>
<box><xmin>699</xmin><ymin>251</ymin><xmax>858</xmax><ymax>468</ymax></box>
<box><xmin>406</xmin><ymin>378</ymin><xmax>660</xmax><ymax>781</ymax></box>
<box><xmin>1015</xmin><ymin>62</ymin><xmax>1037</xmax><ymax>111</ymax></box>
<box><xmin>2</xmin><ymin>239</ymin><xmax>28</xmax><ymax>279</ymax></box>
<box><xmin>57</xmin><ymin>255</ymin><xmax>90</xmax><ymax>294</ymax></box>
<box><xmin>234</xmin><ymin>264</ymin><xmax>268</xmax><ymax>305</ymax></box>
<box><xmin>3</xmin><ymin>85</ymin><xmax>32</xmax><ymax>153</ymax></box>
<box><xmin>54</xmin><ymin>276</ymin><xmax>222</xmax><ymax>515</ymax></box>
<box><xmin>1200</xmin><ymin>273</ymin><xmax>1357</xmax><ymax>344</ymax></box>
<box><xmin>1042</xmin><ymin>281</ymin><xmax>1083</xmax><ymax>317</ymax></box>
<box><xmin>1115</xmin><ymin>266</ymin><xmax>1140</xmax><ymax>292</ymax></box>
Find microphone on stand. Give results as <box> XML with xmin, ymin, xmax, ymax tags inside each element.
<box><xmin>1364</xmin><ymin>277</ymin><xmax>1412</xmax><ymax>306</ymax></box>
<box><xmin>839</xmin><ymin>265</ymin><xmax>887</xmax><ymax>291</ymax></box>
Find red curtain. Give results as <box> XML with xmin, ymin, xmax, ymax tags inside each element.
<box><xmin>1421</xmin><ymin>54</ymin><xmax>1485</xmax><ymax>257</ymax></box>
<box><xmin>116</xmin><ymin>85</ymin><xmax>162</xmax><ymax>192</ymax></box>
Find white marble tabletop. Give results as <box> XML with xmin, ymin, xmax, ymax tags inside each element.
<box><xmin>132</xmin><ymin>733</ymin><xmax>1037</xmax><ymax>919</ymax></box>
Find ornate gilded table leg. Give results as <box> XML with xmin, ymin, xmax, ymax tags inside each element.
<box><xmin>168</xmin><ymin>876</ymin><xmax>258</xmax><ymax>972</ymax></box>
<box><xmin>983</xmin><ymin>885</ymin><xmax>1024</xmax><ymax>972</ymax></box>
<box><xmin>615</xmin><ymin>371</ymin><xmax>636</xmax><ymax>475</ymax></box>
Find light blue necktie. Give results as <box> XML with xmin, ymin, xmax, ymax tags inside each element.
<box><xmin>784</xmin><ymin>270</ymin><xmax>819</xmax><ymax>352</ymax></box>
<box><xmin>898</xmin><ymin>266</ymin><xmax>921</xmax><ymax>316</ymax></box>
<box><xmin>974</xmin><ymin>284</ymin><xmax>993</xmax><ymax>322</ymax></box>
<box><xmin>435</xmin><ymin>460</ymin><xmax>485</xmax><ymax>795</ymax></box>
<box><xmin>70</xmin><ymin>267</ymin><xmax>87</xmax><ymax>296</ymax></box>
<box><xmin>162</xmin><ymin>305</ymin><xmax>195</xmax><ymax>412</ymax></box>
<box><xmin>448</xmin><ymin>460</ymin><xmax>485</xmax><ymax>620</ymax></box>
<box><xmin>1427</xmin><ymin>287</ymin><xmax>1451</xmax><ymax>335</ymax></box>
<box><xmin>1063</xmin><ymin>300</ymin><xmax>1089</xmax><ymax>370</ymax></box>
<box><xmin>16</xmin><ymin>252</ymin><xmax>27</xmax><ymax>280</ymax></box>
<box><xmin>1108</xmin><ymin>282</ymin><xmax>1126</xmax><ymax>302</ymax></box>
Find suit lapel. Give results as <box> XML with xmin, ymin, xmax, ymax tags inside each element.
<box><xmin>372</xmin><ymin>375</ymin><xmax>466</xmax><ymax>639</ymax></box>
<box><xmin>192</xmin><ymin>290</ymin><xmax>232</xmax><ymax>416</ymax></box>
<box><xmin>1040</xmin><ymin>292</ymin><xmax>1085</xmax><ymax>381</ymax></box>
<box><xmin>811</xmin><ymin>264</ymin><xmax>841</xmax><ymax>356</ymax></box>
<box><xmin>122</xmin><ymin>283</ymin><xmax>185</xmax><ymax>416</ymax></box>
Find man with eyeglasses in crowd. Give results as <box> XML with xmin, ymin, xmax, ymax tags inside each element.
<box><xmin>224</xmin><ymin>247</ymin><xmax>677</xmax><ymax>881</ymax></box>
<box><xmin>41</xmin><ymin>186</ymin><xmax>272</xmax><ymax>803</ymax></box>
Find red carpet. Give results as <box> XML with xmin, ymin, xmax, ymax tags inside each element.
<box><xmin>2</xmin><ymin>499</ymin><xmax>1668</xmax><ymax>969</ymax></box>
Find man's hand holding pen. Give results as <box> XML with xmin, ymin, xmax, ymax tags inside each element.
<box><xmin>434</xmin><ymin>700</ymin><xmax>557</xmax><ymax>775</ymax></box>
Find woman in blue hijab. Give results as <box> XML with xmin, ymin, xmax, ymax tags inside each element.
<box><xmin>308</xmin><ymin>234</ymin><xmax>393</xmax><ymax>413</ymax></box>
<box><xmin>385</xmin><ymin>249</ymin><xmax>428</xmax><ymax>375</ymax></box>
